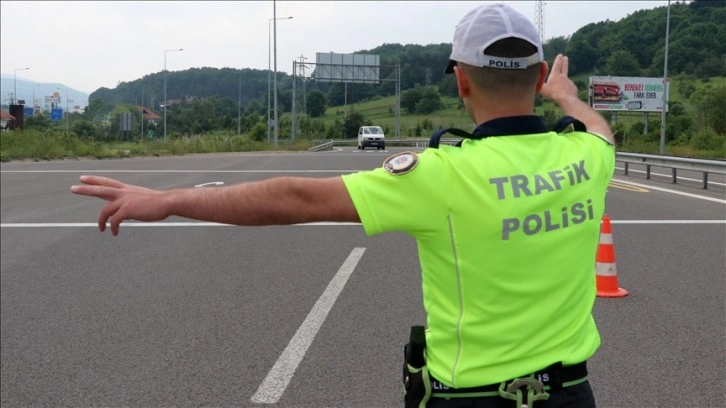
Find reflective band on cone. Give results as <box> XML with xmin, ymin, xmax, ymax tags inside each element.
<box><xmin>595</xmin><ymin>214</ymin><xmax>629</xmax><ymax>298</ymax></box>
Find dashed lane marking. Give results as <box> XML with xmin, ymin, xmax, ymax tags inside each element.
<box><xmin>250</xmin><ymin>247</ymin><xmax>366</xmax><ymax>404</ymax></box>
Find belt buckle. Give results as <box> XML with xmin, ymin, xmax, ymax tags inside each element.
<box><xmin>506</xmin><ymin>379</ymin><xmax>545</xmax><ymax>395</ymax></box>
<box><xmin>499</xmin><ymin>378</ymin><xmax>549</xmax><ymax>408</ymax></box>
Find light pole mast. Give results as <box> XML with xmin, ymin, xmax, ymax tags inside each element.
<box><xmin>164</xmin><ymin>48</ymin><xmax>183</xmax><ymax>141</ymax></box>
<box><xmin>273</xmin><ymin>0</ymin><xmax>279</xmax><ymax>148</ymax></box>
<box><xmin>13</xmin><ymin>67</ymin><xmax>30</xmax><ymax>104</ymax></box>
<box><xmin>32</xmin><ymin>84</ymin><xmax>41</xmax><ymax>113</ymax></box>
<box><xmin>268</xmin><ymin>15</ymin><xmax>293</xmax><ymax>144</ymax></box>
<box><xmin>659</xmin><ymin>0</ymin><xmax>671</xmax><ymax>156</ymax></box>
<box><xmin>535</xmin><ymin>1</ymin><xmax>545</xmax><ymax>43</ymax></box>
<box><xmin>238</xmin><ymin>72</ymin><xmax>242</xmax><ymax>136</ymax></box>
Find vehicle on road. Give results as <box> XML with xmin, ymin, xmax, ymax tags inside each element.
<box><xmin>357</xmin><ymin>126</ymin><xmax>386</xmax><ymax>150</ymax></box>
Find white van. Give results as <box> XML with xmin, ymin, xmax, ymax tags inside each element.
<box><xmin>357</xmin><ymin>126</ymin><xmax>386</xmax><ymax>150</ymax></box>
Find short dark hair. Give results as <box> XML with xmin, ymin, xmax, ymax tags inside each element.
<box><xmin>459</xmin><ymin>37</ymin><xmax>541</xmax><ymax>94</ymax></box>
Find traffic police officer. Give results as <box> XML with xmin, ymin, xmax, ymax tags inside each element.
<box><xmin>342</xmin><ymin>4</ymin><xmax>614</xmax><ymax>407</ymax></box>
<box><xmin>71</xmin><ymin>3</ymin><xmax>614</xmax><ymax>408</ymax></box>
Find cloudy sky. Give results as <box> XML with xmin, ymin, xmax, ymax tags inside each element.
<box><xmin>1</xmin><ymin>1</ymin><xmax>669</xmax><ymax>96</ymax></box>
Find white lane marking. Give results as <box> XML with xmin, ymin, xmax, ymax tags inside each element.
<box><xmin>1</xmin><ymin>220</ymin><xmax>725</xmax><ymax>229</ymax></box>
<box><xmin>612</xmin><ymin>178</ymin><xmax>726</xmax><ymax>204</ymax></box>
<box><xmin>194</xmin><ymin>181</ymin><xmax>224</xmax><ymax>187</ymax></box>
<box><xmin>250</xmin><ymin>247</ymin><xmax>366</xmax><ymax>404</ymax></box>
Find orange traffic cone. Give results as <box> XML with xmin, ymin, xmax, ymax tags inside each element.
<box><xmin>596</xmin><ymin>214</ymin><xmax>629</xmax><ymax>298</ymax></box>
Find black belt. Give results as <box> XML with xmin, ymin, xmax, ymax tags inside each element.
<box><xmin>430</xmin><ymin>361</ymin><xmax>588</xmax><ymax>396</ymax></box>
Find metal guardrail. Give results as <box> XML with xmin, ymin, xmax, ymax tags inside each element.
<box><xmin>308</xmin><ymin>140</ymin><xmax>334</xmax><ymax>152</ymax></box>
<box><xmin>616</xmin><ymin>152</ymin><xmax>726</xmax><ymax>189</ymax></box>
<box><xmin>309</xmin><ymin>139</ymin><xmax>725</xmax><ymax>189</ymax></box>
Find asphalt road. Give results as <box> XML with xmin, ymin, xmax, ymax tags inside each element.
<box><xmin>1</xmin><ymin>147</ymin><xmax>724</xmax><ymax>408</ymax></box>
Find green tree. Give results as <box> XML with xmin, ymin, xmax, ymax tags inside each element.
<box><xmin>24</xmin><ymin>113</ymin><xmax>52</xmax><ymax>131</ymax></box>
<box><xmin>438</xmin><ymin>75</ymin><xmax>459</xmax><ymax>98</ymax></box>
<box><xmin>691</xmin><ymin>128</ymin><xmax>725</xmax><ymax>151</ymax></box>
<box><xmin>307</xmin><ymin>90</ymin><xmax>327</xmax><ymax>117</ymax></box>
<box><xmin>85</xmin><ymin>98</ymin><xmax>111</xmax><ymax>124</ymax></box>
<box><xmin>248</xmin><ymin>123</ymin><xmax>267</xmax><ymax>142</ymax></box>
<box><xmin>689</xmin><ymin>84</ymin><xmax>726</xmax><ymax>134</ymax></box>
<box><xmin>542</xmin><ymin>109</ymin><xmax>559</xmax><ymax>130</ymax></box>
<box><xmin>415</xmin><ymin>88</ymin><xmax>443</xmax><ymax>114</ymax></box>
<box><xmin>543</xmin><ymin>36</ymin><xmax>569</xmax><ymax>61</ymax></box>
<box><xmin>677</xmin><ymin>78</ymin><xmax>697</xmax><ymax>98</ymax></box>
<box><xmin>71</xmin><ymin>120</ymin><xmax>100</xmax><ymax>140</ymax></box>
<box><xmin>106</xmin><ymin>104</ymin><xmax>140</xmax><ymax>140</ymax></box>
<box><xmin>326</xmin><ymin>119</ymin><xmax>343</xmax><ymax>140</ymax></box>
<box><xmin>401</xmin><ymin>86</ymin><xmax>424</xmax><ymax>114</ymax></box>
<box><xmin>605</xmin><ymin>49</ymin><xmax>641</xmax><ymax>76</ymax></box>
<box><xmin>343</xmin><ymin>111</ymin><xmax>368</xmax><ymax>139</ymax></box>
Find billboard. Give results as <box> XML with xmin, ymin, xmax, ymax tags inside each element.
<box><xmin>313</xmin><ymin>52</ymin><xmax>380</xmax><ymax>84</ymax></box>
<box><xmin>589</xmin><ymin>76</ymin><xmax>668</xmax><ymax>112</ymax></box>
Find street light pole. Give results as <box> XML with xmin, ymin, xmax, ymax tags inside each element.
<box><xmin>659</xmin><ymin>0</ymin><xmax>671</xmax><ymax>156</ymax></box>
<box><xmin>164</xmin><ymin>48</ymin><xmax>183</xmax><ymax>141</ymax></box>
<box><xmin>238</xmin><ymin>72</ymin><xmax>242</xmax><ymax>136</ymax></box>
<box><xmin>32</xmin><ymin>84</ymin><xmax>41</xmax><ymax>114</ymax></box>
<box><xmin>13</xmin><ymin>67</ymin><xmax>30</xmax><ymax>104</ymax></box>
<box><xmin>65</xmin><ymin>88</ymin><xmax>71</xmax><ymax>133</ymax></box>
<box><xmin>268</xmin><ymin>16</ymin><xmax>293</xmax><ymax>144</ymax></box>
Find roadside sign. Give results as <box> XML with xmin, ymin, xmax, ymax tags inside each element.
<box><xmin>51</xmin><ymin>108</ymin><xmax>63</xmax><ymax>121</ymax></box>
<box><xmin>120</xmin><ymin>112</ymin><xmax>134</xmax><ymax>131</ymax></box>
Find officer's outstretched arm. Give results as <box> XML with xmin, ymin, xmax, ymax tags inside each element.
<box><xmin>71</xmin><ymin>175</ymin><xmax>360</xmax><ymax>236</ymax></box>
<box><xmin>539</xmin><ymin>54</ymin><xmax>614</xmax><ymax>144</ymax></box>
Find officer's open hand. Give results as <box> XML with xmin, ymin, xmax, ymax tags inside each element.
<box><xmin>539</xmin><ymin>54</ymin><xmax>578</xmax><ymax>104</ymax></box>
<box><xmin>71</xmin><ymin>176</ymin><xmax>170</xmax><ymax>236</ymax></box>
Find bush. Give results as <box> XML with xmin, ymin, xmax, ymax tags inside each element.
<box><xmin>691</xmin><ymin>128</ymin><xmax>725</xmax><ymax>151</ymax></box>
<box><xmin>248</xmin><ymin>123</ymin><xmax>267</xmax><ymax>142</ymax></box>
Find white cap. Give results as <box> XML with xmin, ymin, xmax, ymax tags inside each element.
<box><xmin>445</xmin><ymin>3</ymin><xmax>544</xmax><ymax>73</ymax></box>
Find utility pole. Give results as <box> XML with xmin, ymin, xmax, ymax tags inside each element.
<box><xmin>238</xmin><ymin>72</ymin><xmax>242</xmax><ymax>136</ymax></box>
<box><xmin>273</xmin><ymin>0</ymin><xmax>279</xmax><ymax>148</ymax></box>
<box><xmin>298</xmin><ymin>55</ymin><xmax>308</xmax><ymax>116</ymax></box>
<box><xmin>659</xmin><ymin>0</ymin><xmax>671</xmax><ymax>156</ymax></box>
<box><xmin>141</xmin><ymin>87</ymin><xmax>144</xmax><ymax>140</ymax></box>
<box><xmin>535</xmin><ymin>1</ymin><xmax>545</xmax><ymax>43</ymax></box>
<box><xmin>163</xmin><ymin>48</ymin><xmax>184</xmax><ymax>141</ymax></box>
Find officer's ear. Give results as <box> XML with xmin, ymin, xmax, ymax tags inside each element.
<box><xmin>535</xmin><ymin>61</ymin><xmax>549</xmax><ymax>93</ymax></box>
<box><xmin>454</xmin><ymin>65</ymin><xmax>471</xmax><ymax>98</ymax></box>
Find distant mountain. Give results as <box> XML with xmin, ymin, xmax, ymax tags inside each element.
<box><xmin>0</xmin><ymin>74</ymin><xmax>89</xmax><ymax>111</ymax></box>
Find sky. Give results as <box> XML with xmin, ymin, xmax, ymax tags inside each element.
<box><xmin>1</xmin><ymin>1</ymin><xmax>670</xmax><ymax>99</ymax></box>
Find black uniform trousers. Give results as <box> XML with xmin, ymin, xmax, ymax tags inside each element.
<box><xmin>426</xmin><ymin>380</ymin><xmax>596</xmax><ymax>408</ymax></box>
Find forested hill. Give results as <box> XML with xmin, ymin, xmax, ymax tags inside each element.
<box><xmin>90</xmin><ymin>0</ymin><xmax>724</xmax><ymax>108</ymax></box>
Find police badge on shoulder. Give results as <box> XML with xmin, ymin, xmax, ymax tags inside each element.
<box><xmin>383</xmin><ymin>151</ymin><xmax>419</xmax><ymax>175</ymax></box>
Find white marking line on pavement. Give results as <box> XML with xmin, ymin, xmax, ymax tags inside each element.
<box><xmin>194</xmin><ymin>181</ymin><xmax>224</xmax><ymax>187</ymax></box>
<box><xmin>250</xmin><ymin>247</ymin><xmax>366</xmax><ymax>404</ymax></box>
<box><xmin>612</xmin><ymin>177</ymin><xmax>726</xmax><ymax>204</ymax></box>
<box><xmin>1</xmin><ymin>220</ymin><xmax>725</xmax><ymax>229</ymax></box>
